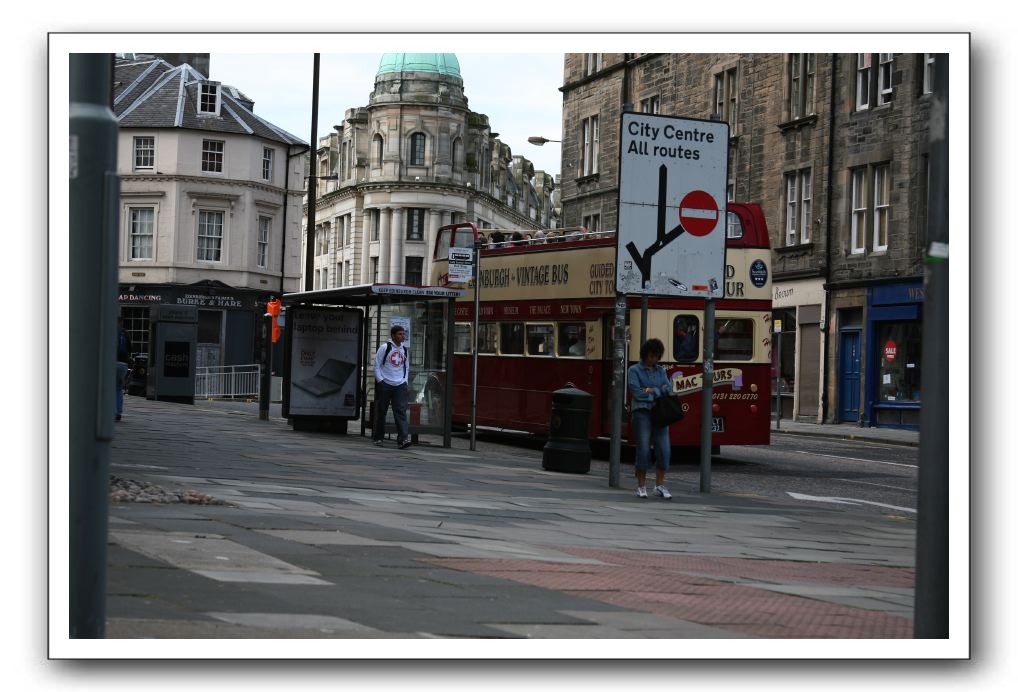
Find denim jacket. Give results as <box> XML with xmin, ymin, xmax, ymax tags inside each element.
<box><xmin>627</xmin><ymin>362</ymin><xmax>672</xmax><ymax>411</ymax></box>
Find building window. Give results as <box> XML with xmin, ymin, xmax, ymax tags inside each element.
<box><xmin>452</xmin><ymin>137</ymin><xmax>461</xmax><ymax>171</ymax></box>
<box><xmin>784</xmin><ymin>169</ymin><xmax>812</xmax><ymax>246</ymax></box>
<box><xmin>856</xmin><ymin>54</ymin><xmax>872</xmax><ymax>111</ymax></box>
<box><xmin>197</xmin><ymin>210</ymin><xmax>224</xmax><ymax>262</ymax></box>
<box><xmin>257</xmin><ymin>216</ymin><xmax>270</xmax><ymax>268</ymax></box>
<box><xmin>788</xmin><ymin>54</ymin><xmax>816</xmax><ymax>119</ymax></box>
<box><xmin>201</xmin><ymin>139</ymin><xmax>224</xmax><ymax>173</ymax></box>
<box><xmin>877</xmin><ymin>321</ymin><xmax>922</xmax><ymax>403</ymax></box>
<box><xmin>713</xmin><ymin>67</ymin><xmax>738</xmax><ymax>130</ymax></box>
<box><xmin>129</xmin><ymin>207</ymin><xmax>154</xmax><ymax>260</ymax></box>
<box><xmin>850</xmin><ymin>168</ymin><xmax>867</xmax><ymax>254</ymax></box>
<box><xmin>873</xmin><ymin>163</ymin><xmax>890</xmax><ymax>251</ymax></box>
<box><xmin>582</xmin><ymin>213</ymin><xmax>600</xmax><ymax>234</ymax></box>
<box><xmin>878</xmin><ymin>53</ymin><xmax>894</xmax><ymax>105</ymax></box>
<box><xmin>198</xmin><ymin>82</ymin><xmax>220</xmax><ymax>115</ymax></box>
<box><xmin>262</xmin><ymin>148</ymin><xmax>273</xmax><ymax>182</ymax></box>
<box><xmin>121</xmin><ymin>306</ymin><xmax>150</xmax><ymax>359</ymax></box>
<box><xmin>584</xmin><ymin>53</ymin><xmax>602</xmax><ymax>76</ymax></box>
<box><xmin>371</xmin><ymin>257</ymin><xmax>379</xmax><ymax>283</ymax></box>
<box><xmin>581</xmin><ymin>115</ymin><xmax>599</xmax><ymax>177</ymax></box>
<box><xmin>133</xmin><ymin>137</ymin><xmax>154</xmax><ymax>171</ymax></box>
<box><xmin>405</xmin><ymin>256</ymin><xmax>424</xmax><ymax>286</ymax></box>
<box><xmin>374</xmin><ymin>134</ymin><xmax>384</xmax><ymax>167</ymax></box>
<box><xmin>410</xmin><ymin>133</ymin><xmax>426</xmax><ymax>166</ymax></box>
<box><xmin>406</xmin><ymin>208</ymin><xmax>426</xmax><ymax>241</ymax></box>
<box><xmin>371</xmin><ymin>209</ymin><xmax>380</xmax><ymax>242</ymax></box>
<box><xmin>639</xmin><ymin>95</ymin><xmax>660</xmax><ymax>114</ymax></box>
<box><xmin>923</xmin><ymin>54</ymin><xmax>936</xmax><ymax>94</ymax></box>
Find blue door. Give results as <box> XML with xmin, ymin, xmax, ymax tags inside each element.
<box><xmin>838</xmin><ymin>330</ymin><xmax>861</xmax><ymax>422</ymax></box>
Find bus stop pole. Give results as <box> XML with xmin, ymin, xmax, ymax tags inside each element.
<box><xmin>444</xmin><ymin>297</ymin><xmax>456</xmax><ymax>448</ymax></box>
<box><xmin>639</xmin><ymin>294</ymin><xmax>648</xmax><ymax>345</ymax></box>
<box><xmin>470</xmin><ymin>240</ymin><xmax>481</xmax><ymax>451</ymax></box>
<box><xmin>609</xmin><ymin>293</ymin><xmax>627</xmax><ymax>488</ymax></box>
<box><xmin>699</xmin><ymin>298</ymin><xmax>716</xmax><ymax>493</ymax></box>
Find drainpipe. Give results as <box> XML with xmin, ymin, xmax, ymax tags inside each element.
<box><xmin>820</xmin><ymin>53</ymin><xmax>837</xmax><ymax>424</ymax></box>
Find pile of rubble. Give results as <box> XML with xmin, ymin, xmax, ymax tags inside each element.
<box><xmin>109</xmin><ymin>475</ymin><xmax>227</xmax><ymax>505</ymax></box>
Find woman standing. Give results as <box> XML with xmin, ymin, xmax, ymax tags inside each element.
<box><xmin>627</xmin><ymin>338</ymin><xmax>673</xmax><ymax>499</ymax></box>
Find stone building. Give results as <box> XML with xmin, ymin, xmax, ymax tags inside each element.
<box><xmin>558</xmin><ymin>53</ymin><xmax>937</xmax><ymax>428</ymax></box>
<box><xmin>113</xmin><ymin>53</ymin><xmax>308</xmax><ymax>370</ymax></box>
<box><xmin>306</xmin><ymin>53</ymin><xmax>559</xmax><ymax>292</ymax></box>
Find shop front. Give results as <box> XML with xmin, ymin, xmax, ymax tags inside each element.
<box><xmin>772</xmin><ymin>278</ymin><xmax>826</xmax><ymax>423</ymax></box>
<box><xmin>118</xmin><ymin>280</ymin><xmax>277</xmax><ymax>371</ymax></box>
<box><xmin>865</xmin><ymin>280</ymin><xmax>924</xmax><ymax>429</ymax></box>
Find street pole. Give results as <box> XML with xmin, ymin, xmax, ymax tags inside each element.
<box><xmin>640</xmin><ymin>294</ymin><xmax>648</xmax><ymax>346</ymax></box>
<box><xmin>914</xmin><ymin>53</ymin><xmax>949</xmax><ymax>639</ymax></box>
<box><xmin>699</xmin><ymin>298</ymin><xmax>715</xmax><ymax>493</ymax></box>
<box><xmin>775</xmin><ymin>323</ymin><xmax>783</xmax><ymax>429</ymax></box>
<box><xmin>470</xmin><ymin>239</ymin><xmax>481</xmax><ymax>451</ymax></box>
<box><xmin>609</xmin><ymin>293</ymin><xmax>627</xmax><ymax>488</ymax></box>
<box><xmin>303</xmin><ymin>53</ymin><xmax>320</xmax><ymax>292</ymax></box>
<box><xmin>259</xmin><ymin>313</ymin><xmax>272</xmax><ymax>420</ymax></box>
<box><xmin>69</xmin><ymin>52</ymin><xmax>118</xmax><ymax>638</ymax></box>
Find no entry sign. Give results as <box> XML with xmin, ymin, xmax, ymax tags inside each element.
<box><xmin>679</xmin><ymin>190</ymin><xmax>720</xmax><ymax>237</ymax></box>
<box><xmin>616</xmin><ymin>113</ymin><xmax>729</xmax><ymax>298</ymax></box>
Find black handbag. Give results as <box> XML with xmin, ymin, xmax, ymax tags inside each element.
<box><xmin>650</xmin><ymin>394</ymin><xmax>684</xmax><ymax>427</ymax></box>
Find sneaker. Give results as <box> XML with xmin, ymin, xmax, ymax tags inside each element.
<box><xmin>636</xmin><ymin>486</ymin><xmax>648</xmax><ymax>499</ymax></box>
<box><xmin>654</xmin><ymin>485</ymin><xmax>672</xmax><ymax>500</ymax></box>
<box><xmin>398</xmin><ymin>439</ymin><xmax>412</xmax><ymax>450</ymax></box>
<box><xmin>373</xmin><ymin>439</ymin><xmax>383</xmax><ymax>447</ymax></box>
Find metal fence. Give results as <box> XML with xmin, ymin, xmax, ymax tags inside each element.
<box><xmin>195</xmin><ymin>364</ymin><xmax>261</xmax><ymax>400</ymax></box>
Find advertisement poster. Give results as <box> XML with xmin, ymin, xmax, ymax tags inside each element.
<box><xmin>287</xmin><ymin>307</ymin><xmax>362</xmax><ymax>418</ymax></box>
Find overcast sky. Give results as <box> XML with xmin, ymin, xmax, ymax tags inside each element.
<box><xmin>209</xmin><ymin>53</ymin><xmax>565</xmax><ymax>177</ymax></box>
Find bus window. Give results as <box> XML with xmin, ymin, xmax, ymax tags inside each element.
<box><xmin>558</xmin><ymin>322</ymin><xmax>587</xmax><ymax>357</ymax></box>
<box><xmin>500</xmin><ymin>322</ymin><xmax>525</xmax><ymax>355</ymax></box>
<box><xmin>526</xmin><ymin>324</ymin><xmax>555</xmax><ymax>356</ymax></box>
<box><xmin>454</xmin><ymin>323</ymin><xmax>473</xmax><ymax>354</ymax></box>
<box><xmin>716</xmin><ymin>318</ymin><xmax>754</xmax><ymax>360</ymax></box>
<box><xmin>477</xmin><ymin>323</ymin><xmax>497</xmax><ymax>354</ymax></box>
<box><xmin>673</xmin><ymin>315</ymin><xmax>699</xmax><ymax>362</ymax></box>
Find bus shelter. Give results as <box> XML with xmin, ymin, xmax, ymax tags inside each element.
<box><xmin>280</xmin><ymin>284</ymin><xmax>464</xmax><ymax>447</ymax></box>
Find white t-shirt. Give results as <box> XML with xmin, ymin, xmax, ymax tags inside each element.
<box><xmin>374</xmin><ymin>340</ymin><xmax>408</xmax><ymax>386</ymax></box>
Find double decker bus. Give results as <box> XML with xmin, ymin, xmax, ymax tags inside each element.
<box><xmin>430</xmin><ymin>203</ymin><xmax>773</xmax><ymax>452</ymax></box>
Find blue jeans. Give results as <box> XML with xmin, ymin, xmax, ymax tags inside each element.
<box><xmin>116</xmin><ymin>361</ymin><xmax>129</xmax><ymax>417</ymax></box>
<box><xmin>374</xmin><ymin>381</ymin><xmax>409</xmax><ymax>443</ymax></box>
<box><xmin>631</xmin><ymin>408</ymin><xmax>671</xmax><ymax>472</ymax></box>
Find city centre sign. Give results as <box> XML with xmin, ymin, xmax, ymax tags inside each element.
<box><xmin>616</xmin><ymin>113</ymin><xmax>729</xmax><ymax>298</ymax></box>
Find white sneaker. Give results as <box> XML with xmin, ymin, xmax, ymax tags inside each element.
<box><xmin>636</xmin><ymin>486</ymin><xmax>648</xmax><ymax>499</ymax></box>
<box><xmin>654</xmin><ymin>485</ymin><xmax>672</xmax><ymax>500</ymax></box>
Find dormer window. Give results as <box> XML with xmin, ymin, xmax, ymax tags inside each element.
<box><xmin>199</xmin><ymin>82</ymin><xmax>221</xmax><ymax>116</ymax></box>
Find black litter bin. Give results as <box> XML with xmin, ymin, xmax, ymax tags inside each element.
<box><xmin>542</xmin><ymin>386</ymin><xmax>592</xmax><ymax>473</ymax></box>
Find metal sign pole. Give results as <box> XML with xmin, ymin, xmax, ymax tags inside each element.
<box><xmin>699</xmin><ymin>298</ymin><xmax>715</xmax><ymax>493</ymax></box>
<box><xmin>470</xmin><ymin>240</ymin><xmax>481</xmax><ymax>451</ymax></box>
<box><xmin>609</xmin><ymin>293</ymin><xmax>627</xmax><ymax>488</ymax></box>
<box><xmin>775</xmin><ymin>321</ymin><xmax>783</xmax><ymax>429</ymax></box>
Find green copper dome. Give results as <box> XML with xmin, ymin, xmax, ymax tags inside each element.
<box><xmin>377</xmin><ymin>53</ymin><xmax>461</xmax><ymax>78</ymax></box>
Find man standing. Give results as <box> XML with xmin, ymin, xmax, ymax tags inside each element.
<box><xmin>115</xmin><ymin>316</ymin><xmax>132</xmax><ymax>422</ymax></box>
<box><xmin>373</xmin><ymin>325</ymin><xmax>411</xmax><ymax>449</ymax></box>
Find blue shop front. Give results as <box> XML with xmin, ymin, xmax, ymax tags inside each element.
<box><xmin>865</xmin><ymin>280</ymin><xmax>924</xmax><ymax>429</ymax></box>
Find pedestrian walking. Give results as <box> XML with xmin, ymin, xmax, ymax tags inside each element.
<box><xmin>115</xmin><ymin>316</ymin><xmax>132</xmax><ymax>422</ymax></box>
<box><xmin>373</xmin><ymin>325</ymin><xmax>411</xmax><ymax>449</ymax></box>
<box><xmin>627</xmin><ymin>337</ymin><xmax>673</xmax><ymax>499</ymax></box>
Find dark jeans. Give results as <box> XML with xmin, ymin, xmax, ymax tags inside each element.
<box><xmin>374</xmin><ymin>381</ymin><xmax>409</xmax><ymax>443</ymax></box>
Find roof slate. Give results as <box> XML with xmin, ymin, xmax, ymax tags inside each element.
<box><xmin>114</xmin><ymin>56</ymin><xmax>307</xmax><ymax>147</ymax></box>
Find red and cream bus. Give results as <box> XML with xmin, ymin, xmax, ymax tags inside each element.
<box><xmin>430</xmin><ymin>203</ymin><xmax>773</xmax><ymax>451</ymax></box>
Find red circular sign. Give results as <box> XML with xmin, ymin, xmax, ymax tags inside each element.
<box><xmin>884</xmin><ymin>340</ymin><xmax>897</xmax><ymax>361</ymax></box>
<box><xmin>679</xmin><ymin>190</ymin><xmax>720</xmax><ymax>237</ymax></box>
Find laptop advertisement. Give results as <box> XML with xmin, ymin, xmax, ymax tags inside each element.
<box><xmin>286</xmin><ymin>306</ymin><xmax>362</xmax><ymax>418</ymax></box>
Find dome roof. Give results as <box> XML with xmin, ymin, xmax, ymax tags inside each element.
<box><xmin>376</xmin><ymin>53</ymin><xmax>461</xmax><ymax>78</ymax></box>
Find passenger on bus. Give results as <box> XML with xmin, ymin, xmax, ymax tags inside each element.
<box><xmin>567</xmin><ymin>337</ymin><xmax>585</xmax><ymax>356</ymax></box>
<box><xmin>510</xmin><ymin>231</ymin><xmax>525</xmax><ymax>246</ymax></box>
<box><xmin>674</xmin><ymin>322</ymin><xmax>697</xmax><ymax>362</ymax></box>
<box><xmin>490</xmin><ymin>230</ymin><xmax>506</xmax><ymax>247</ymax></box>
<box><xmin>534</xmin><ymin>229</ymin><xmax>546</xmax><ymax>244</ymax></box>
<box><xmin>627</xmin><ymin>338</ymin><xmax>673</xmax><ymax>500</ymax></box>
<box><xmin>523</xmin><ymin>233</ymin><xmax>533</xmax><ymax>245</ymax></box>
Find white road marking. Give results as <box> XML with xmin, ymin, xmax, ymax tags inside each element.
<box><xmin>786</xmin><ymin>491</ymin><xmax>916</xmax><ymax>514</ymax></box>
<box><xmin>794</xmin><ymin>451</ymin><xmax>917</xmax><ymax>469</ymax></box>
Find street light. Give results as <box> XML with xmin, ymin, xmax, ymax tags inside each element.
<box><xmin>527</xmin><ymin>136</ymin><xmax>561</xmax><ymax>146</ymax></box>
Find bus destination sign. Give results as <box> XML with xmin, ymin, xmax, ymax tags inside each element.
<box><xmin>616</xmin><ymin>112</ymin><xmax>729</xmax><ymax>298</ymax></box>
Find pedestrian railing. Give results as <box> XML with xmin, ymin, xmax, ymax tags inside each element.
<box><xmin>195</xmin><ymin>364</ymin><xmax>261</xmax><ymax>400</ymax></box>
